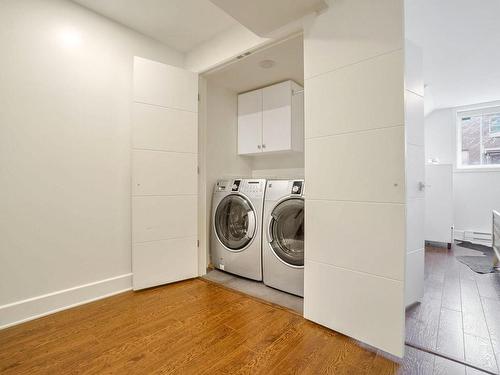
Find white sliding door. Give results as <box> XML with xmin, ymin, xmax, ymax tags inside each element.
<box><xmin>132</xmin><ymin>57</ymin><xmax>198</xmax><ymax>290</ymax></box>
<box><xmin>303</xmin><ymin>0</ymin><xmax>406</xmax><ymax>357</ymax></box>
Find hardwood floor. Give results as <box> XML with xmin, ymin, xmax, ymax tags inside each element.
<box><xmin>0</xmin><ymin>278</ymin><xmax>396</xmax><ymax>374</ymax></box>
<box><xmin>0</xmin><ymin>271</ymin><xmax>492</xmax><ymax>374</ymax></box>
<box><xmin>406</xmin><ymin>244</ymin><xmax>500</xmax><ymax>374</ymax></box>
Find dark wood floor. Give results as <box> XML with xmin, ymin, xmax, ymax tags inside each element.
<box><xmin>0</xmin><ymin>264</ymin><xmax>493</xmax><ymax>374</ymax></box>
<box><xmin>406</xmin><ymin>245</ymin><xmax>500</xmax><ymax>374</ymax></box>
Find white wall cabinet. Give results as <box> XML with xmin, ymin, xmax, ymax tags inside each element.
<box><xmin>237</xmin><ymin>80</ymin><xmax>303</xmax><ymax>155</ymax></box>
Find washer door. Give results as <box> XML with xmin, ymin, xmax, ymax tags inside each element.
<box><xmin>215</xmin><ymin>194</ymin><xmax>256</xmax><ymax>251</ymax></box>
<box><xmin>269</xmin><ymin>198</ymin><xmax>304</xmax><ymax>267</ymax></box>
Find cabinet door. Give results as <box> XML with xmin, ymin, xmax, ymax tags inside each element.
<box><xmin>424</xmin><ymin>164</ymin><xmax>453</xmax><ymax>243</ymax></box>
<box><xmin>262</xmin><ymin>81</ymin><xmax>292</xmax><ymax>152</ymax></box>
<box><xmin>238</xmin><ymin>89</ymin><xmax>262</xmax><ymax>154</ymax></box>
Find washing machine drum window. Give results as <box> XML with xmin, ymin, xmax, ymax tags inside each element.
<box><xmin>269</xmin><ymin>198</ymin><xmax>304</xmax><ymax>267</ymax></box>
<box><xmin>215</xmin><ymin>194</ymin><xmax>256</xmax><ymax>250</ymax></box>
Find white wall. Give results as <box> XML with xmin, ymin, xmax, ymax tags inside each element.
<box><xmin>303</xmin><ymin>0</ymin><xmax>406</xmax><ymax>357</ymax></box>
<box><xmin>0</xmin><ymin>0</ymin><xmax>183</xmax><ymax>327</ymax></box>
<box><xmin>425</xmin><ymin>106</ymin><xmax>500</xmax><ymax>236</ymax></box>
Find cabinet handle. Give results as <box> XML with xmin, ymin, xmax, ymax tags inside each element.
<box><xmin>262</xmin><ymin>144</ymin><xmax>266</xmax><ymax>149</ymax></box>
<box><xmin>257</xmin><ymin>145</ymin><xmax>261</xmax><ymax>149</ymax></box>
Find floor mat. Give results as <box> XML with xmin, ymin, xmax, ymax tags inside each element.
<box><xmin>455</xmin><ymin>241</ymin><xmax>497</xmax><ymax>274</ymax></box>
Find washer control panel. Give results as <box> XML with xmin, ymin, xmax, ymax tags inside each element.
<box><xmin>291</xmin><ymin>181</ymin><xmax>303</xmax><ymax>195</ymax></box>
<box><xmin>231</xmin><ymin>179</ymin><xmax>241</xmax><ymax>192</ymax></box>
<box><xmin>215</xmin><ymin>180</ymin><xmax>230</xmax><ymax>192</ymax></box>
<box><xmin>240</xmin><ymin>179</ymin><xmax>265</xmax><ymax>196</ymax></box>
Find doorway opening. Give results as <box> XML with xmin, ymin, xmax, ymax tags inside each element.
<box><xmin>197</xmin><ymin>34</ymin><xmax>305</xmax><ymax>314</ymax></box>
<box><xmin>405</xmin><ymin>1</ymin><xmax>500</xmax><ymax>373</ymax></box>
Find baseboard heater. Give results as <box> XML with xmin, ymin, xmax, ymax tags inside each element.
<box><xmin>454</xmin><ymin>230</ymin><xmax>492</xmax><ymax>246</ymax></box>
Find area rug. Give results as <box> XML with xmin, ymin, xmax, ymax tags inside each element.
<box><xmin>455</xmin><ymin>241</ymin><xmax>497</xmax><ymax>274</ymax></box>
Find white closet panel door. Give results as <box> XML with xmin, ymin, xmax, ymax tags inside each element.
<box><xmin>132</xmin><ymin>103</ymin><xmax>197</xmax><ymax>153</ymax></box>
<box><xmin>306</xmin><ymin>200</ymin><xmax>405</xmax><ymax>280</ymax></box>
<box><xmin>305</xmin><ymin>127</ymin><xmax>405</xmax><ymax>203</ymax></box>
<box><xmin>133</xmin><ymin>237</ymin><xmax>198</xmax><ymax>291</ymax></box>
<box><xmin>262</xmin><ymin>81</ymin><xmax>292</xmax><ymax>152</ymax></box>
<box><xmin>132</xmin><ymin>150</ymin><xmax>197</xmax><ymax>196</ymax></box>
<box><xmin>305</xmin><ymin>260</ymin><xmax>404</xmax><ymax>355</ymax></box>
<box><xmin>132</xmin><ymin>56</ymin><xmax>198</xmax><ymax>290</ymax></box>
<box><xmin>303</xmin><ymin>0</ymin><xmax>405</xmax><ymax>358</ymax></box>
<box><xmin>134</xmin><ymin>57</ymin><xmax>198</xmax><ymax>112</ymax></box>
<box><xmin>305</xmin><ymin>51</ymin><xmax>404</xmax><ymax>139</ymax></box>
<box><xmin>238</xmin><ymin>89</ymin><xmax>262</xmax><ymax>154</ymax></box>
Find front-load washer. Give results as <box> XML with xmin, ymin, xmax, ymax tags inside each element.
<box><xmin>211</xmin><ymin>178</ymin><xmax>266</xmax><ymax>281</ymax></box>
<box><xmin>263</xmin><ymin>179</ymin><xmax>304</xmax><ymax>297</ymax></box>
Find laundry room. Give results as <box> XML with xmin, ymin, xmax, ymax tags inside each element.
<box><xmin>8</xmin><ymin>0</ymin><xmax>488</xmax><ymax>370</ymax></box>
<box><xmin>197</xmin><ymin>34</ymin><xmax>305</xmax><ymax>312</ymax></box>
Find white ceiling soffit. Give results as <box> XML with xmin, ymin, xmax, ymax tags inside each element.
<box><xmin>71</xmin><ymin>0</ymin><xmax>237</xmax><ymax>52</ymax></box>
<box><xmin>209</xmin><ymin>0</ymin><xmax>327</xmax><ymax>37</ymax></box>
<box><xmin>406</xmin><ymin>0</ymin><xmax>500</xmax><ymax>114</ymax></box>
<box><xmin>205</xmin><ymin>35</ymin><xmax>303</xmax><ymax>94</ymax></box>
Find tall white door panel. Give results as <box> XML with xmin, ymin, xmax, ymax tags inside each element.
<box><xmin>132</xmin><ymin>57</ymin><xmax>198</xmax><ymax>290</ymax></box>
<box><xmin>303</xmin><ymin>0</ymin><xmax>406</xmax><ymax>358</ymax></box>
<box><xmin>404</xmin><ymin>41</ymin><xmax>425</xmax><ymax>308</ymax></box>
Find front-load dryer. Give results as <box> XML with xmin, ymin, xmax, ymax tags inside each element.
<box><xmin>211</xmin><ymin>178</ymin><xmax>266</xmax><ymax>281</ymax></box>
<box><xmin>263</xmin><ymin>179</ymin><xmax>304</xmax><ymax>297</ymax></box>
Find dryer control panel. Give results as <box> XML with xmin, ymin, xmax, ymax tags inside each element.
<box><xmin>265</xmin><ymin>179</ymin><xmax>305</xmax><ymax>201</ymax></box>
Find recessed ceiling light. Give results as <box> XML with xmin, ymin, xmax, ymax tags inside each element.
<box><xmin>259</xmin><ymin>59</ymin><xmax>276</xmax><ymax>69</ymax></box>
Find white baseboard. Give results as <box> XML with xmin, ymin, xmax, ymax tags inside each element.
<box><xmin>0</xmin><ymin>273</ymin><xmax>132</xmax><ymax>330</ymax></box>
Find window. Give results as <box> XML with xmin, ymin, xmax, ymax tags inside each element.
<box><xmin>457</xmin><ymin>106</ymin><xmax>500</xmax><ymax>168</ymax></box>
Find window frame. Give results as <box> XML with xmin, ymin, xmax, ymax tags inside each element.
<box><xmin>456</xmin><ymin>104</ymin><xmax>500</xmax><ymax>171</ymax></box>
<box><xmin>489</xmin><ymin>114</ymin><xmax>500</xmax><ymax>137</ymax></box>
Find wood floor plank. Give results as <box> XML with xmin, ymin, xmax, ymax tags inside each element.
<box><xmin>433</xmin><ymin>356</ymin><xmax>466</xmax><ymax>375</ymax></box>
<box><xmin>400</xmin><ymin>346</ymin><xmax>435</xmax><ymax>375</ymax></box>
<box><xmin>442</xmin><ymin>275</ymin><xmax>462</xmax><ymax>312</ymax></box>
<box><xmin>436</xmin><ymin>308</ymin><xmax>465</xmax><ymax>360</ymax></box>
<box><xmin>464</xmin><ymin>333</ymin><xmax>498</xmax><ymax>374</ymax></box>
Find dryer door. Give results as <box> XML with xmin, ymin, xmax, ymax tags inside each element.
<box><xmin>269</xmin><ymin>198</ymin><xmax>304</xmax><ymax>267</ymax></box>
<box><xmin>215</xmin><ymin>194</ymin><xmax>256</xmax><ymax>251</ymax></box>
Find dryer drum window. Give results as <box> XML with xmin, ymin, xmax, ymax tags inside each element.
<box><xmin>215</xmin><ymin>195</ymin><xmax>256</xmax><ymax>250</ymax></box>
<box><xmin>270</xmin><ymin>198</ymin><xmax>304</xmax><ymax>267</ymax></box>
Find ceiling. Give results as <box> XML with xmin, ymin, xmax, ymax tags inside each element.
<box><xmin>209</xmin><ymin>0</ymin><xmax>326</xmax><ymax>37</ymax></box>
<box><xmin>406</xmin><ymin>0</ymin><xmax>500</xmax><ymax>114</ymax></box>
<box><xmin>205</xmin><ymin>35</ymin><xmax>303</xmax><ymax>93</ymax></box>
<box><xmin>72</xmin><ymin>0</ymin><xmax>237</xmax><ymax>52</ymax></box>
